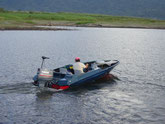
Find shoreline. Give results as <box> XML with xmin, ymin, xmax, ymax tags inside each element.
<box><xmin>0</xmin><ymin>26</ymin><xmax>70</xmax><ymax>31</ymax></box>
<box><xmin>0</xmin><ymin>11</ymin><xmax>165</xmax><ymax>31</ymax></box>
<box><xmin>0</xmin><ymin>24</ymin><xmax>165</xmax><ymax>31</ymax></box>
<box><xmin>75</xmin><ymin>24</ymin><xmax>165</xmax><ymax>30</ymax></box>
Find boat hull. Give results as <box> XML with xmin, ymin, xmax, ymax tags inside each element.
<box><xmin>33</xmin><ymin>60</ymin><xmax>119</xmax><ymax>90</ymax></box>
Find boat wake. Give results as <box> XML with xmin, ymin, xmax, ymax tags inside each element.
<box><xmin>0</xmin><ymin>74</ymin><xmax>119</xmax><ymax>94</ymax></box>
<box><xmin>0</xmin><ymin>82</ymin><xmax>36</xmax><ymax>94</ymax></box>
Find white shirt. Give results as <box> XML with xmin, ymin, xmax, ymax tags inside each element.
<box><xmin>73</xmin><ymin>62</ymin><xmax>86</xmax><ymax>74</ymax></box>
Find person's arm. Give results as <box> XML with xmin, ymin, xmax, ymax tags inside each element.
<box><xmin>85</xmin><ymin>63</ymin><xmax>89</xmax><ymax>68</ymax></box>
<box><xmin>82</xmin><ymin>63</ymin><xmax>89</xmax><ymax>72</ymax></box>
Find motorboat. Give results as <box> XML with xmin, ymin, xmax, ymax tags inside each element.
<box><xmin>33</xmin><ymin>56</ymin><xmax>119</xmax><ymax>90</ymax></box>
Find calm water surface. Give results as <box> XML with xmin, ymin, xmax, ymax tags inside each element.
<box><xmin>0</xmin><ymin>27</ymin><xmax>165</xmax><ymax>124</ymax></box>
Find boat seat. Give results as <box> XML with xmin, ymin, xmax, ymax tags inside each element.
<box><xmin>59</xmin><ymin>68</ymin><xmax>68</xmax><ymax>74</ymax></box>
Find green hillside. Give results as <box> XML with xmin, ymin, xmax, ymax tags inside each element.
<box><xmin>0</xmin><ymin>11</ymin><xmax>165</xmax><ymax>30</ymax></box>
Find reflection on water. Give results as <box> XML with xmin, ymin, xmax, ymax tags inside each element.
<box><xmin>0</xmin><ymin>27</ymin><xmax>165</xmax><ymax>124</ymax></box>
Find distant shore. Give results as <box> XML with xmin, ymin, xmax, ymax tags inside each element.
<box><xmin>0</xmin><ymin>11</ymin><xmax>165</xmax><ymax>30</ymax></box>
<box><xmin>0</xmin><ymin>24</ymin><xmax>165</xmax><ymax>31</ymax></box>
<box><xmin>0</xmin><ymin>26</ymin><xmax>69</xmax><ymax>31</ymax></box>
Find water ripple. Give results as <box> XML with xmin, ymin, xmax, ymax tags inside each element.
<box><xmin>0</xmin><ymin>28</ymin><xmax>165</xmax><ymax>124</ymax></box>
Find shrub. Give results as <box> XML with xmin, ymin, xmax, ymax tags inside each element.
<box><xmin>0</xmin><ymin>8</ymin><xmax>5</xmax><ymax>12</ymax></box>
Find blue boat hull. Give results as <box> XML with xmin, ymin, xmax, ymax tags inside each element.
<box><xmin>33</xmin><ymin>60</ymin><xmax>119</xmax><ymax>90</ymax></box>
<box><xmin>70</xmin><ymin>64</ymin><xmax>116</xmax><ymax>87</ymax></box>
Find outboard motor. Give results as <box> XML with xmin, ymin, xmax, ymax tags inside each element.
<box><xmin>38</xmin><ymin>68</ymin><xmax>53</xmax><ymax>81</ymax></box>
<box><xmin>33</xmin><ymin>56</ymin><xmax>53</xmax><ymax>86</ymax></box>
<box><xmin>39</xmin><ymin>56</ymin><xmax>53</xmax><ymax>80</ymax></box>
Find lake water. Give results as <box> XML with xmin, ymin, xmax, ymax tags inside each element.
<box><xmin>0</xmin><ymin>27</ymin><xmax>165</xmax><ymax>124</ymax></box>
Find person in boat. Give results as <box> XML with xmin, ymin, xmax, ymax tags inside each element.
<box><xmin>73</xmin><ymin>57</ymin><xmax>89</xmax><ymax>75</ymax></box>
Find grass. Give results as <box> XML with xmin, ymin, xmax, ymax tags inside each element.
<box><xmin>0</xmin><ymin>11</ymin><xmax>165</xmax><ymax>29</ymax></box>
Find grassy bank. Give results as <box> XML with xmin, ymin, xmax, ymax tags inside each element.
<box><xmin>0</xmin><ymin>10</ymin><xmax>165</xmax><ymax>30</ymax></box>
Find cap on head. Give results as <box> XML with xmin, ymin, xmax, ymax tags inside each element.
<box><xmin>75</xmin><ymin>57</ymin><xmax>80</xmax><ymax>62</ymax></box>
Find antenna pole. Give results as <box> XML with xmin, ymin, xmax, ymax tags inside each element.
<box><xmin>40</xmin><ymin>56</ymin><xmax>50</xmax><ymax>69</ymax></box>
